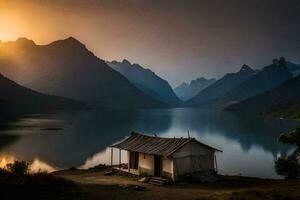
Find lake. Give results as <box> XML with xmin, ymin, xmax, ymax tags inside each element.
<box><xmin>0</xmin><ymin>108</ymin><xmax>299</xmax><ymax>178</ymax></box>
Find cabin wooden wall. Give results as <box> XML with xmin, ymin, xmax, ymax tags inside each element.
<box><xmin>136</xmin><ymin>153</ymin><xmax>174</xmax><ymax>179</ymax></box>
<box><xmin>162</xmin><ymin>157</ymin><xmax>173</xmax><ymax>179</ymax></box>
<box><xmin>126</xmin><ymin>141</ymin><xmax>216</xmax><ymax>180</ymax></box>
<box><xmin>171</xmin><ymin>141</ymin><xmax>215</xmax><ymax>179</ymax></box>
<box><xmin>138</xmin><ymin>153</ymin><xmax>154</xmax><ymax>175</ymax></box>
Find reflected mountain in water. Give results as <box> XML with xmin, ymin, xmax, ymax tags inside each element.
<box><xmin>0</xmin><ymin>108</ymin><xmax>298</xmax><ymax>178</ymax></box>
<box><xmin>166</xmin><ymin>109</ymin><xmax>295</xmax><ymax>154</ymax></box>
<box><xmin>0</xmin><ymin>110</ymin><xmax>172</xmax><ymax>167</ymax></box>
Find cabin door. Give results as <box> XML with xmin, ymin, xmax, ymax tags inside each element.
<box><xmin>129</xmin><ymin>152</ymin><xmax>139</xmax><ymax>169</ymax></box>
<box><xmin>154</xmin><ymin>155</ymin><xmax>162</xmax><ymax>177</ymax></box>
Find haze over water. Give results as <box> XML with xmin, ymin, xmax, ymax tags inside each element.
<box><xmin>0</xmin><ymin>108</ymin><xmax>298</xmax><ymax>178</ymax></box>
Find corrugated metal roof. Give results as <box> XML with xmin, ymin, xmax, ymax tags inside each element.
<box><xmin>111</xmin><ymin>132</ymin><xmax>221</xmax><ymax>156</ymax></box>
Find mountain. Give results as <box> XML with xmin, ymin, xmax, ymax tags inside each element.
<box><xmin>0</xmin><ymin>73</ymin><xmax>84</xmax><ymax>116</ymax></box>
<box><xmin>210</xmin><ymin>57</ymin><xmax>298</xmax><ymax>107</ymax></box>
<box><xmin>186</xmin><ymin>65</ymin><xmax>257</xmax><ymax>107</ymax></box>
<box><xmin>174</xmin><ymin>77</ymin><xmax>216</xmax><ymax>101</ymax></box>
<box><xmin>173</xmin><ymin>83</ymin><xmax>189</xmax><ymax>100</ymax></box>
<box><xmin>0</xmin><ymin>37</ymin><xmax>166</xmax><ymax>110</ymax></box>
<box><xmin>226</xmin><ymin>74</ymin><xmax>300</xmax><ymax>119</ymax></box>
<box><xmin>107</xmin><ymin>59</ymin><xmax>180</xmax><ymax>105</ymax></box>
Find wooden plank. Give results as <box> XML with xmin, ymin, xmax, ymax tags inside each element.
<box><xmin>111</xmin><ymin>147</ymin><xmax>113</xmax><ymax>166</ymax></box>
<box><xmin>119</xmin><ymin>148</ymin><xmax>121</xmax><ymax>169</ymax></box>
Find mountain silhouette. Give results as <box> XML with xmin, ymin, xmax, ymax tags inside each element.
<box><xmin>210</xmin><ymin>58</ymin><xmax>298</xmax><ymax>107</ymax></box>
<box><xmin>174</xmin><ymin>77</ymin><xmax>216</xmax><ymax>101</ymax></box>
<box><xmin>107</xmin><ymin>59</ymin><xmax>180</xmax><ymax>105</ymax></box>
<box><xmin>226</xmin><ymin>74</ymin><xmax>300</xmax><ymax>119</ymax></box>
<box><xmin>186</xmin><ymin>64</ymin><xmax>256</xmax><ymax>107</ymax></box>
<box><xmin>0</xmin><ymin>37</ymin><xmax>166</xmax><ymax>110</ymax></box>
<box><xmin>0</xmin><ymin>73</ymin><xmax>84</xmax><ymax>117</ymax></box>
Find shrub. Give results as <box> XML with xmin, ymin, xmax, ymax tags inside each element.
<box><xmin>139</xmin><ymin>172</ymin><xmax>148</xmax><ymax>177</ymax></box>
<box><xmin>275</xmin><ymin>156</ymin><xmax>300</xmax><ymax>179</ymax></box>
<box><xmin>6</xmin><ymin>160</ymin><xmax>30</xmax><ymax>175</ymax></box>
<box><xmin>275</xmin><ymin>128</ymin><xmax>300</xmax><ymax>179</ymax></box>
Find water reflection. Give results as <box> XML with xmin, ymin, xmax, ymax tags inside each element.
<box><xmin>80</xmin><ymin>148</ymin><xmax>128</xmax><ymax>169</ymax></box>
<box><xmin>0</xmin><ymin>108</ymin><xmax>298</xmax><ymax>178</ymax></box>
<box><xmin>30</xmin><ymin>159</ymin><xmax>58</xmax><ymax>172</ymax></box>
<box><xmin>0</xmin><ymin>154</ymin><xmax>58</xmax><ymax>173</ymax></box>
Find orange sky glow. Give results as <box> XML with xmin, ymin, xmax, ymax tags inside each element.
<box><xmin>1</xmin><ymin>0</ymin><xmax>299</xmax><ymax>86</ymax></box>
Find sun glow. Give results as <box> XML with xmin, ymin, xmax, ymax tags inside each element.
<box><xmin>0</xmin><ymin>10</ymin><xmax>25</xmax><ymax>42</ymax></box>
<box><xmin>0</xmin><ymin>1</ymin><xmax>52</xmax><ymax>43</ymax></box>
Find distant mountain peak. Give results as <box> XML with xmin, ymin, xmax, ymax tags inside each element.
<box><xmin>110</xmin><ymin>60</ymin><xmax>118</xmax><ymax>64</ymax></box>
<box><xmin>192</xmin><ymin>77</ymin><xmax>216</xmax><ymax>84</ymax></box>
<box><xmin>273</xmin><ymin>57</ymin><xmax>287</xmax><ymax>66</ymax></box>
<box><xmin>48</xmin><ymin>36</ymin><xmax>86</xmax><ymax>50</ymax></box>
<box><xmin>15</xmin><ymin>37</ymin><xmax>36</xmax><ymax>46</ymax></box>
<box><xmin>194</xmin><ymin>77</ymin><xmax>206</xmax><ymax>82</ymax></box>
<box><xmin>279</xmin><ymin>57</ymin><xmax>286</xmax><ymax>64</ymax></box>
<box><xmin>180</xmin><ymin>82</ymin><xmax>188</xmax><ymax>86</ymax></box>
<box><xmin>174</xmin><ymin>77</ymin><xmax>216</xmax><ymax>101</ymax></box>
<box><xmin>63</xmin><ymin>36</ymin><xmax>85</xmax><ymax>46</ymax></box>
<box><xmin>107</xmin><ymin>60</ymin><xmax>180</xmax><ymax>104</ymax></box>
<box><xmin>122</xmin><ymin>59</ymin><xmax>131</xmax><ymax>65</ymax></box>
<box><xmin>239</xmin><ymin>64</ymin><xmax>253</xmax><ymax>73</ymax></box>
<box><xmin>65</xmin><ymin>36</ymin><xmax>80</xmax><ymax>42</ymax></box>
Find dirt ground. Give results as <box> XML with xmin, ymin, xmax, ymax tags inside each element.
<box><xmin>52</xmin><ymin>168</ymin><xmax>300</xmax><ymax>200</ymax></box>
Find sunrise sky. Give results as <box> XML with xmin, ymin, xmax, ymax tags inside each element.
<box><xmin>0</xmin><ymin>0</ymin><xmax>300</xmax><ymax>86</ymax></box>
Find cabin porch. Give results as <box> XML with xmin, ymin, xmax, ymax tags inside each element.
<box><xmin>109</xmin><ymin>147</ymin><xmax>174</xmax><ymax>179</ymax></box>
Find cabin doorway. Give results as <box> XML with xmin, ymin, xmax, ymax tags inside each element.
<box><xmin>129</xmin><ymin>152</ymin><xmax>139</xmax><ymax>169</ymax></box>
<box><xmin>154</xmin><ymin>155</ymin><xmax>162</xmax><ymax>177</ymax></box>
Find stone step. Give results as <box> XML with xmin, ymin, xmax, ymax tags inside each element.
<box><xmin>148</xmin><ymin>177</ymin><xmax>168</xmax><ymax>186</ymax></box>
<box><xmin>151</xmin><ymin>176</ymin><xmax>167</xmax><ymax>181</ymax></box>
<box><xmin>149</xmin><ymin>180</ymin><xmax>163</xmax><ymax>186</ymax></box>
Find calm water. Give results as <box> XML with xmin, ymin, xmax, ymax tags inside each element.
<box><xmin>0</xmin><ymin>108</ymin><xmax>299</xmax><ymax>178</ymax></box>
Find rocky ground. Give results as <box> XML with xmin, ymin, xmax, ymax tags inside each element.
<box><xmin>1</xmin><ymin>165</ymin><xmax>300</xmax><ymax>200</ymax></box>
<box><xmin>51</xmin><ymin>166</ymin><xmax>300</xmax><ymax>200</ymax></box>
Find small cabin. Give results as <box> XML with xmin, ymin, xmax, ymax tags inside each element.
<box><xmin>110</xmin><ymin>132</ymin><xmax>222</xmax><ymax>181</ymax></box>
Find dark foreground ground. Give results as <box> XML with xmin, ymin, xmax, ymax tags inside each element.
<box><xmin>1</xmin><ymin>166</ymin><xmax>300</xmax><ymax>200</ymax></box>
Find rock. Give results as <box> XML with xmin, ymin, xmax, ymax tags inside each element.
<box><xmin>104</xmin><ymin>169</ymin><xmax>116</xmax><ymax>176</ymax></box>
<box><xmin>134</xmin><ymin>185</ymin><xmax>146</xmax><ymax>191</ymax></box>
<box><xmin>180</xmin><ymin>170</ymin><xmax>219</xmax><ymax>183</ymax></box>
<box><xmin>122</xmin><ymin>184</ymin><xmax>146</xmax><ymax>191</ymax></box>
<box><xmin>138</xmin><ymin>177</ymin><xmax>150</xmax><ymax>183</ymax></box>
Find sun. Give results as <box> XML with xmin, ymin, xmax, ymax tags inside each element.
<box><xmin>0</xmin><ymin>32</ymin><xmax>15</xmax><ymax>42</ymax></box>
<box><xmin>0</xmin><ymin>21</ymin><xmax>21</xmax><ymax>42</ymax></box>
<box><xmin>0</xmin><ymin>10</ymin><xmax>24</xmax><ymax>42</ymax></box>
